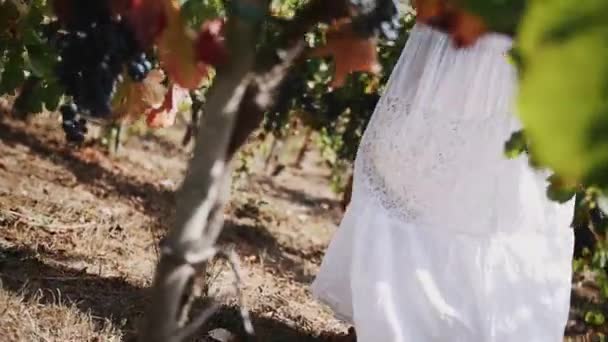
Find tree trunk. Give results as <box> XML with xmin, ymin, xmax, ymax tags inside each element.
<box><xmin>140</xmin><ymin>1</ymin><xmax>353</xmax><ymax>340</ymax></box>
<box><xmin>139</xmin><ymin>5</ymin><xmax>266</xmax><ymax>341</ymax></box>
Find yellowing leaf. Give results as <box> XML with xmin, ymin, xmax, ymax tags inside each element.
<box><xmin>517</xmin><ymin>0</ymin><xmax>608</xmax><ymax>185</ymax></box>
<box><xmin>156</xmin><ymin>0</ymin><xmax>209</xmax><ymax>89</ymax></box>
<box><xmin>309</xmin><ymin>18</ymin><xmax>380</xmax><ymax>88</ymax></box>
<box><xmin>112</xmin><ymin>69</ymin><xmax>166</xmax><ymax>122</ymax></box>
<box><xmin>147</xmin><ymin>83</ymin><xmax>192</xmax><ymax>128</ymax></box>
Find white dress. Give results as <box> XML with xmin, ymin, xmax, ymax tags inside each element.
<box><xmin>312</xmin><ymin>24</ymin><xmax>575</xmax><ymax>342</ymax></box>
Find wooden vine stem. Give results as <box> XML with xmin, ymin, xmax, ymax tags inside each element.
<box><xmin>139</xmin><ymin>1</ymin><xmax>268</xmax><ymax>340</ymax></box>
<box><xmin>139</xmin><ymin>0</ymin><xmax>355</xmax><ymax>339</ymax></box>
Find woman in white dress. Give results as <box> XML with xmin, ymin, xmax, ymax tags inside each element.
<box><xmin>312</xmin><ymin>19</ymin><xmax>575</xmax><ymax>342</ymax></box>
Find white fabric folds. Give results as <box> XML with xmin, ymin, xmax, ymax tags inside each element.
<box><xmin>312</xmin><ymin>24</ymin><xmax>574</xmax><ymax>342</ymax></box>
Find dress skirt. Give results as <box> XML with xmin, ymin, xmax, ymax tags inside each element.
<box><xmin>311</xmin><ymin>24</ymin><xmax>574</xmax><ymax>342</ymax></box>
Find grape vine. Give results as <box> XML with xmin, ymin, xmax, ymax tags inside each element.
<box><xmin>53</xmin><ymin>0</ymin><xmax>155</xmax><ymax>142</ymax></box>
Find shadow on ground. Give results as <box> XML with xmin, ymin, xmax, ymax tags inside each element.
<box><xmin>220</xmin><ymin>218</ymin><xmax>320</xmax><ymax>285</ymax></box>
<box><xmin>0</xmin><ymin>244</ymin><xmax>329</xmax><ymax>342</ymax></box>
<box><xmin>257</xmin><ymin>178</ymin><xmax>341</xmax><ymax>220</ymax></box>
<box><xmin>0</xmin><ymin>119</ymin><xmax>174</xmax><ymax>225</ymax></box>
<box><xmin>199</xmin><ymin>305</ymin><xmax>322</xmax><ymax>342</ymax></box>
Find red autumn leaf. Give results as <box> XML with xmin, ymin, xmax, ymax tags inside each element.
<box><xmin>146</xmin><ymin>83</ymin><xmax>191</xmax><ymax>128</ymax></box>
<box><xmin>195</xmin><ymin>18</ymin><xmax>229</xmax><ymax>67</ymax></box>
<box><xmin>414</xmin><ymin>0</ymin><xmax>446</xmax><ymax>22</ymax></box>
<box><xmin>156</xmin><ymin>0</ymin><xmax>210</xmax><ymax>89</ymax></box>
<box><xmin>309</xmin><ymin>18</ymin><xmax>380</xmax><ymax>88</ymax></box>
<box><xmin>447</xmin><ymin>10</ymin><xmax>487</xmax><ymax>47</ymax></box>
<box><xmin>123</xmin><ymin>0</ymin><xmax>167</xmax><ymax>49</ymax></box>
<box><xmin>414</xmin><ymin>0</ymin><xmax>487</xmax><ymax>47</ymax></box>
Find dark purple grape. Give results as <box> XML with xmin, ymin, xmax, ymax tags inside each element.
<box><xmin>62</xmin><ymin>119</ymin><xmax>86</xmax><ymax>143</ymax></box>
<box><xmin>142</xmin><ymin>60</ymin><xmax>153</xmax><ymax>73</ymax></box>
<box><xmin>54</xmin><ymin>0</ymin><xmax>152</xmax><ymax>128</ymax></box>
<box><xmin>128</xmin><ymin>62</ymin><xmax>146</xmax><ymax>82</ymax></box>
<box><xmin>60</xmin><ymin>103</ymin><xmax>77</xmax><ymax>121</ymax></box>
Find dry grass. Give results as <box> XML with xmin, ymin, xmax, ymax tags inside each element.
<box><xmin>0</xmin><ymin>114</ymin><xmax>344</xmax><ymax>341</ymax></box>
<box><xmin>0</xmin><ymin>287</ymin><xmax>121</xmax><ymax>341</ymax></box>
<box><xmin>0</xmin><ymin>112</ymin><xmax>602</xmax><ymax>342</ymax></box>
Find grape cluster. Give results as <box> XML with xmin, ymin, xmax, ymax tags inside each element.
<box><xmin>128</xmin><ymin>53</ymin><xmax>154</xmax><ymax>82</ymax></box>
<box><xmin>60</xmin><ymin>103</ymin><xmax>88</xmax><ymax>143</ymax></box>
<box><xmin>54</xmin><ymin>0</ymin><xmax>153</xmax><ymax>143</ymax></box>
<box><xmin>350</xmin><ymin>0</ymin><xmax>401</xmax><ymax>40</ymax></box>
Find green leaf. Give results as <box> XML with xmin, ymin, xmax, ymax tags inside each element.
<box><xmin>24</xmin><ymin>45</ymin><xmax>58</xmax><ymax>79</ymax></box>
<box><xmin>506</xmin><ymin>46</ymin><xmax>524</xmax><ymax>76</ymax></box>
<box><xmin>0</xmin><ymin>1</ymin><xmax>21</xmax><ymax>32</ymax></box>
<box><xmin>14</xmin><ymin>77</ymin><xmax>44</xmax><ymax>114</ymax></box>
<box><xmin>585</xmin><ymin>310</ymin><xmax>606</xmax><ymax>326</ymax></box>
<box><xmin>592</xmin><ymin>243</ymin><xmax>608</xmax><ymax>269</ymax></box>
<box><xmin>21</xmin><ymin>26</ymin><xmax>44</xmax><ymax>46</ymax></box>
<box><xmin>601</xmin><ymin>280</ymin><xmax>608</xmax><ymax>300</ymax></box>
<box><xmin>40</xmin><ymin>80</ymin><xmax>63</xmax><ymax>111</ymax></box>
<box><xmin>463</xmin><ymin>0</ymin><xmax>525</xmax><ymax>35</ymax></box>
<box><xmin>180</xmin><ymin>0</ymin><xmax>225</xmax><ymax>28</ymax></box>
<box><xmin>516</xmin><ymin>0</ymin><xmax>608</xmax><ymax>186</ymax></box>
<box><xmin>572</xmin><ymin>257</ymin><xmax>586</xmax><ymax>273</ymax></box>
<box><xmin>546</xmin><ymin>174</ymin><xmax>577</xmax><ymax>204</ymax></box>
<box><xmin>0</xmin><ymin>50</ymin><xmax>26</xmax><ymax>95</ymax></box>
<box><xmin>13</xmin><ymin>78</ymin><xmax>63</xmax><ymax>115</ymax></box>
<box><xmin>504</xmin><ymin>130</ymin><xmax>527</xmax><ymax>159</ymax></box>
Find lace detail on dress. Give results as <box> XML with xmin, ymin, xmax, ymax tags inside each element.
<box><xmin>355</xmin><ymin>97</ymin><xmax>422</xmax><ymax>222</ymax></box>
<box><xmin>345</xmin><ymin>23</ymin><xmax>570</xmax><ymax>237</ymax></box>
<box><xmin>353</xmin><ymin>95</ymin><xmax>525</xmax><ymax>235</ymax></box>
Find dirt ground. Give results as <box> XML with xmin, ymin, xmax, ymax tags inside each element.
<box><xmin>0</xmin><ymin>111</ymin><xmax>603</xmax><ymax>341</ymax></box>
<box><xmin>0</xmin><ymin>111</ymin><xmax>347</xmax><ymax>342</ymax></box>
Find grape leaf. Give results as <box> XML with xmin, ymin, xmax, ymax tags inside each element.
<box><xmin>112</xmin><ymin>69</ymin><xmax>167</xmax><ymax>122</ymax></box>
<box><xmin>309</xmin><ymin>18</ymin><xmax>380</xmax><ymax>88</ymax></box>
<box><xmin>516</xmin><ymin>0</ymin><xmax>608</xmax><ymax>186</ymax></box>
<box><xmin>156</xmin><ymin>0</ymin><xmax>210</xmax><ymax>89</ymax></box>
<box><xmin>461</xmin><ymin>0</ymin><xmax>524</xmax><ymax>35</ymax></box>
<box><xmin>414</xmin><ymin>1</ymin><xmax>487</xmax><ymax>46</ymax></box>
<box><xmin>195</xmin><ymin>18</ymin><xmax>228</xmax><ymax>67</ymax></box>
<box><xmin>147</xmin><ymin>83</ymin><xmax>192</xmax><ymax>128</ymax></box>
<box><xmin>180</xmin><ymin>0</ymin><xmax>224</xmax><ymax>29</ymax></box>
<box><xmin>415</xmin><ymin>0</ymin><xmax>489</xmax><ymax>47</ymax></box>
<box><xmin>17</xmin><ymin>80</ymin><xmax>45</xmax><ymax>114</ymax></box>
<box><xmin>584</xmin><ymin>310</ymin><xmax>606</xmax><ymax>326</ymax></box>
<box><xmin>592</xmin><ymin>246</ymin><xmax>608</xmax><ymax>269</ymax></box>
<box><xmin>123</xmin><ymin>0</ymin><xmax>168</xmax><ymax>49</ymax></box>
<box><xmin>546</xmin><ymin>174</ymin><xmax>577</xmax><ymax>204</ymax></box>
<box><xmin>24</xmin><ymin>44</ymin><xmax>58</xmax><ymax>79</ymax></box>
<box><xmin>40</xmin><ymin>79</ymin><xmax>63</xmax><ymax>111</ymax></box>
<box><xmin>504</xmin><ymin>130</ymin><xmax>527</xmax><ymax>159</ymax></box>
<box><xmin>0</xmin><ymin>1</ymin><xmax>21</xmax><ymax>45</ymax></box>
<box><xmin>0</xmin><ymin>50</ymin><xmax>26</xmax><ymax>95</ymax></box>
<box><xmin>20</xmin><ymin>2</ymin><xmax>46</xmax><ymax>33</ymax></box>
<box><xmin>13</xmin><ymin>77</ymin><xmax>59</xmax><ymax>114</ymax></box>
